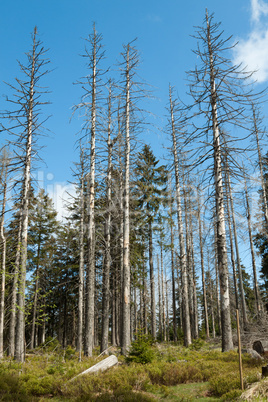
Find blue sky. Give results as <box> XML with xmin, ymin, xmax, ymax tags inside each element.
<box><xmin>1</xmin><ymin>0</ymin><xmax>268</xmax><ymax>218</ymax></box>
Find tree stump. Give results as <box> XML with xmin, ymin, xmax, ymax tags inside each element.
<box><xmin>253</xmin><ymin>341</ymin><xmax>268</xmax><ymax>356</ymax></box>
<box><xmin>262</xmin><ymin>365</ymin><xmax>268</xmax><ymax>378</ymax></box>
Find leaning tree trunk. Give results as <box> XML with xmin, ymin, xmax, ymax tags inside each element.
<box><xmin>207</xmin><ymin>16</ymin><xmax>233</xmax><ymax>351</ymax></box>
<box><xmin>169</xmin><ymin>86</ymin><xmax>191</xmax><ymax>346</ymax></box>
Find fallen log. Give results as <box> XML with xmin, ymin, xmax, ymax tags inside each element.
<box><xmin>70</xmin><ymin>355</ymin><xmax>118</xmax><ymax>382</ymax></box>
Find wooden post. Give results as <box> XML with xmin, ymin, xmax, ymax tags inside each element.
<box><xmin>236</xmin><ymin>309</ymin><xmax>244</xmax><ymax>390</ymax></box>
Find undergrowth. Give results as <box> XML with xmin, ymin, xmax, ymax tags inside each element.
<box><xmin>0</xmin><ymin>340</ymin><xmax>265</xmax><ymax>401</ymax></box>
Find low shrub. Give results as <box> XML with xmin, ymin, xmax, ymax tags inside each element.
<box><xmin>188</xmin><ymin>338</ymin><xmax>205</xmax><ymax>351</ymax></box>
<box><xmin>209</xmin><ymin>371</ymin><xmax>241</xmax><ymax>397</ymax></box>
<box><xmin>0</xmin><ymin>373</ymin><xmax>28</xmax><ymax>401</ymax></box>
<box><xmin>126</xmin><ymin>332</ymin><xmax>156</xmax><ymax>364</ymax></box>
<box><xmin>147</xmin><ymin>361</ymin><xmax>203</xmax><ymax>386</ymax></box>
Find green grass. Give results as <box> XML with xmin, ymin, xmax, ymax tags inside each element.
<box><xmin>0</xmin><ymin>340</ymin><xmax>265</xmax><ymax>401</ymax></box>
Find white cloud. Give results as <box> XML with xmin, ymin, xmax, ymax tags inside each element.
<box><xmin>233</xmin><ymin>0</ymin><xmax>268</xmax><ymax>83</ymax></box>
<box><xmin>47</xmin><ymin>181</ymin><xmax>76</xmax><ymax>221</ymax></box>
<box><xmin>251</xmin><ymin>0</ymin><xmax>268</xmax><ymax>22</ymax></box>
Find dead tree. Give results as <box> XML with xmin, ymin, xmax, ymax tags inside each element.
<box><xmin>73</xmin><ymin>25</ymin><xmax>105</xmax><ymax>356</ymax></box>
<box><xmin>2</xmin><ymin>28</ymin><xmax>50</xmax><ymax>361</ymax></box>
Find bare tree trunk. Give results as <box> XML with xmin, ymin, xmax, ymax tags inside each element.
<box><xmin>101</xmin><ymin>85</ymin><xmax>113</xmax><ymax>353</ymax></box>
<box><xmin>30</xmin><ymin>239</ymin><xmax>41</xmax><ymax>349</ymax></box>
<box><xmin>225</xmin><ymin>160</ymin><xmax>248</xmax><ymax>328</ymax></box>
<box><xmin>224</xmin><ymin>170</ymin><xmax>239</xmax><ymax>311</ymax></box>
<box><xmin>149</xmin><ymin>220</ymin><xmax>156</xmax><ymax>339</ymax></box>
<box><xmin>84</xmin><ymin>27</ymin><xmax>98</xmax><ymax>357</ymax></box>
<box><xmin>160</xmin><ymin>246</ymin><xmax>166</xmax><ymax>341</ymax></box>
<box><xmin>197</xmin><ymin>188</ymin><xmax>209</xmax><ymax>339</ymax></box>
<box><xmin>168</xmin><ymin>179</ymin><xmax>177</xmax><ymax>341</ymax></box>
<box><xmin>165</xmin><ymin>264</ymin><xmax>169</xmax><ymax>342</ymax></box>
<box><xmin>244</xmin><ymin>172</ymin><xmax>262</xmax><ymax>314</ymax></box>
<box><xmin>169</xmin><ymin>86</ymin><xmax>191</xmax><ymax>346</ymax></box>
<box><xmin>0</xmin><ymin>164</ymin><xmax>7</xmax><ymax>359</ymax></box>
<box><xmin>170</xmin><ymin>220</ymin><xmax>177</xmax><ymax>341</ymax></box>
<box><xmin>253</xmin><ymin>105</ymin><xmax>268</xmax><ymax>226</ymax></box>
<box><xmin>9</xmin><ymin>219</ymin><xmax>21</xmax><ymax>357</ymax></box>
<box><xmin>15</xmin><ymin>30</ymin><xmax>37</xmax><ymax>361</ymax></box>
<box><xmin>157</xmin><ymin>255</ymin><xmax>162</xmax><ymax>341</ymax></box>
<box><xmin>206</xmin><ymin>15</ymin><xmax>233</xmax><ymax>350</ymax></box>
<box><xmin>142</xmin><ymin>251</ymin><xmax>148</xmax><ymax>335</ymax></box>
<box><xmin>121</xmin><ymin>44</ymin><xmax>131</xmax><ymax>355</ymax></box>
<box><xmin>182</xmin><ymin>175</ymin><xmax>194</xmax><ymax>339</ymax></box>
<box><xmin>187</xmin><ymin>188</ymin><xmax>199</xmax><ymax>339</ymax></box>
<box><xmin>77</xmin><ymin>147</ymin><xmax>85</xmax><ymax>361</ymax></box>
<box><xmin>213</xmin><ymin>218</ymin><xmax>222</xmax><ymax>336</ymax></box>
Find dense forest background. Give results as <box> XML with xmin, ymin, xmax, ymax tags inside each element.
<box><xmin>1</xmin><ymin>9</ymin><xmax>268</xmax><ymax>363</ymax></box>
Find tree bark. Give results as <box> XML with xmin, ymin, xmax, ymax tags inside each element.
<box><xmin>0</xmin><ymin>164</ymin><xmax>7</xmax><ymax>359</ymax></box>
<box><xmin>121</xmin><ymin>44</ymin><xmax>131</xmax><ymax>355</ymax></box>
<box><xmin>244</xmin><ymin>172</ymin><xmax>262</xmax><ymax>314</ymax></box>
<box><xmin>101</xmin><ymin>85</ymin><xmax>113</xmax><ymax>353</ymax></box>
<box><xmin>84</xmin><ymin>27</ymin><xmax>97</xmax><ymax>357</ymax></box>
<box><xmin>169</xmin><ymin>86</ymin><xmax>191</xmax><ymax>346</ymax></box>
<box><xmin>197</xmin><ymin>188</ymin><xmax>209</xmax><ymax>339</ymax></box>
<box><xmin>206</xmin><ymin>15</ymin><xmax>233</xmax><ymax>351</ymax></box>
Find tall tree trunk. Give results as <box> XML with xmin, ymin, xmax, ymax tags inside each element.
<box><xmin>206</xmin><ymin>15</ymin><xmax>233</xmax><ymax>351</ymax></box>
<box><xmin>77</xmin><ymin>146</ymin><xmax>85</xmax><ymax>361</ymax></box>
<box><xmin>15</xmin><ymin>30</ymin><xmax>37</xmax><ymax>361</ymax></box>
<box><xmin>101</xmin><ymin>85</ymin><xmax>113</xmax><ymax>353</ymax></box>
<box><xmin>168</xmin><ymin>179</ymin><xmax>177</xmax><ymax>341</ymax></box>
<box><xmin>121</xmin><ymin>44</ymin><xmax>131</xmax><ymax>355</ymax></box>
<box><xmin>30</xmin><ymin>238</ymin><xmax>41</xmax><ymax>349</ymax></box>
<box><xmin>169</xmin><ymin>86</ymin><xmax>191</xmax><ymax>346</ymax></box>
<box><xmin>182</xmin><ymin>174</ymin><xmax>194</xmax><ymax>339</ymax></box>
<box><xmin>244</xmin><ymin>172</ymin><xmax>262</xmax><ymax>314</ymax></box>
<box><xmin>187</xmin><ymin>187</ymin><xmax>199</xmax><ymax>339</ymax></box>
<box><xmin>0</xmin><ymin>167</ymin><xmax>7</xmax><ymax>359</ymax></box>
<box><xmin>157</xmin><ymin>255</ymin><xmax>162</xmax><ymax>341</ymax></box>
<box><xmin>197</xmin><ymin>188</ymin><xmax>209</xmax><ymax>339</ymax></box>
<box><xmin>224</xmin><ymin>160</ymin><xmax>248</xmax><ymax>328</ymax></box>
<box><xmin>149</xmin><ymin>220</ymin><xmax>156</xmax><ymax>338</ymax></box>
<box><xmin>224</xmin><ymin>170</ymin><xmax>239</xmax><ymax>312</ymax></box>
<box><xmin>160</xmin><ymin>246</ymin><xmax>166</xmax><ymax>341</ymax></box>
<box><xmin>142</xmin><ymin>250</ymin><xmax>148</xmax><ymax>335</ymax></box>
<box><xmin>213</xmin><ymin>217</ymin><xmax>222</xmax><ymax>336</ymax></box>
<box><xmin>253</xmin><ymin>105</ymin><xmax>268</xmax><ymax>226</ymax></box>
<box><xmin>9</xmin><ymin>219</ymin><xmax>22</xmax><ymax>357</ymax></box>
<box><xmin>84</xmin><ymin>27</ymin><xmax>97</xmax><ymax>357</ymax></box>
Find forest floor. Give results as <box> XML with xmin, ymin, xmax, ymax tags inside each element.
<box><xmin>0</xmin><ymin>336</ymin><xmax>268</xmax><ymax>401</ymax></box>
